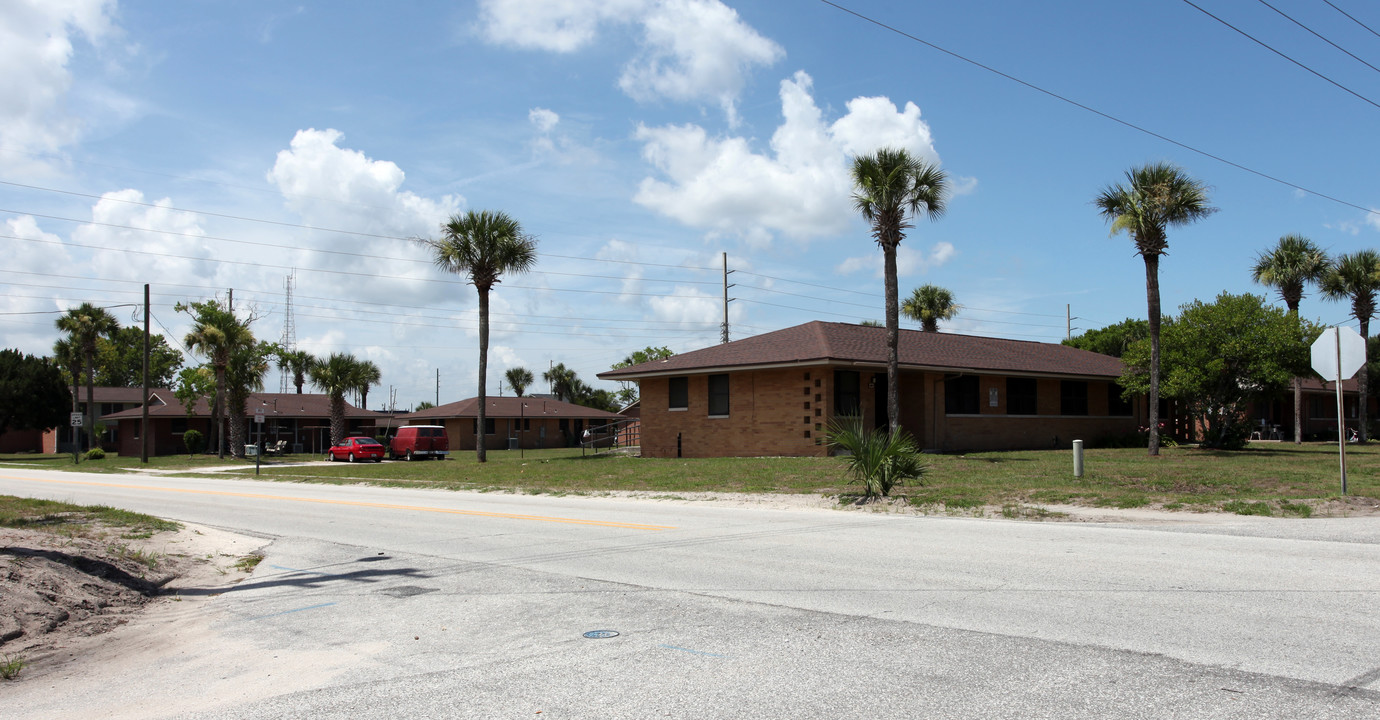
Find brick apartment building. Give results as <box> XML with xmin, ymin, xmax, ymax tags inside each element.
<box><xmin>402</xmin><ymin>396</ymin><xmax>625</xmax><ymax>451</ymax></box>
<box><xmin>599</xmin><ymin>321</ymin><xmax>1144</xmax><ymax>457</ymax></box>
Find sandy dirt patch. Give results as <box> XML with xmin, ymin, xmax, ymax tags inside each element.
<box><xmin>1</xmin><ymin>521</ymin><xmax>266</xmax><ymax>680</ymax></box>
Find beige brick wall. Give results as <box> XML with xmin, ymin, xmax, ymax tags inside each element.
<box><xmin>640</xmin><ymin>367</ymin><xmax>1140</xmax><ymax>457</ymax></box>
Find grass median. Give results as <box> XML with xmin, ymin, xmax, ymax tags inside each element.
<box><xmin>4</xmin><ymin>442</ymin><xmax>1376</xmax><ymax>516</ymax></box>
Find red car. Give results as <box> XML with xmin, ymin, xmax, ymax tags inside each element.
<box><xmin>327</xmin><ymin>436</ymin><xmax>386</xmax><ymax>463</ymax></box>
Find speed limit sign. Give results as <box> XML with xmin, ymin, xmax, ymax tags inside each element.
<box><xmin>70</xmin><ymin>412</ymin><xmax>83</xmax><ymax>427</ymax></box>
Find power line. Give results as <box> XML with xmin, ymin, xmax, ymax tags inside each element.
<box><xmin>1181</xmin><ymin>0</ymin><xmax>1380</xmax><ymax>110</ymax></box>
<box><xmin>817</xmin><ymin>0</ymin><xmax>1380</xmax><ymax>216</ymax></box>
<box><xmin>1255</xmin><ymin>0</ymin><xmax>1380</xmax><ymax>75</ymax></box>
<box><xmin>1323</xmin><ymin>0</ymin><xmax>1380</xmax><ymax>41</ymax></box>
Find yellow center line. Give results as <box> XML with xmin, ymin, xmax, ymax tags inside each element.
<box><xmin>0</xmin><ymin>475</ymin><xmax>677</xmax><ymax>531</ymax></box>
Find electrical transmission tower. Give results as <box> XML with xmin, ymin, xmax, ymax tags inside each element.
<box><xmin>279</xmin><ymin>270</ymin><xmax>297</xmax><ymax>393</ymax></box>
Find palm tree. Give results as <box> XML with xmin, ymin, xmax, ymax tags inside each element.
<box><xmin>1252</xmin><ymin>235</ymin><xmax>1330</xmax><ymax>444</ymax></box>
<box><xmin>505</xmin><ymin>366</ymin><xmax>534</xmax><ymax>397</ymax></box>
<box><xmin>1095</xmin><ymin>163</ymin><xmax>1215</xmax><ymax>456</ymax></box>
<box><xmin>55</xmin><ymin>303</ymin><xmax>120</xmax><ymax>452</ymax></box>
<box><xmin>179</xmin><ymin>300</ymin><xmax>255</xmax><ymax>459</ymax></box>
<box><xmin>902</xmin><ymin>284</ymin><xmax>960</xmax><ymax>332</ymax></box>
<box><xmin>543</xmin><ymin>362</ymin><xmax>578</xmax><ymax>402</ymax></box>
<box><xmin>356</xmin><ymin>360</ymin><xmax>382</xmax><ymax>409</ymax></box>
<box><xmin>309</xmin><ymin>352</ymin><xmax>367</xmax><ymax>447</ymax></box>
<box><xmin>226</xmin><ymin>342</ymin><xmax>273</xmax><ymax>458</ymax></box>
<box><xmin>276</xmin><ymin>349</ymin><xmax>314</xmax><ymax>394</ymax></box>
<box><xmin>1320</xmin><ymin>250</ymin><xmax>1380</xmax><ymax>442</ymax></box>
<box><xmin>420</xmin><ymin>210</ymin><xmax>538</xmax><ymax>463</ymax></box>
<box><xmin>851</xmin><ymin>148</ymin><xmax>948</xmax><ymax>433</ymax></box>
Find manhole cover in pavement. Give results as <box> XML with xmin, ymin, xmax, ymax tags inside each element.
<box><xmin>379</xmin><ymin>585</ymin><xmax>438</xmax><ymax>598</ymax></box>
<box><xmin>583</xmin><ymin>630</ymin><xmax>619</xmax><ymax>639</ymax></box>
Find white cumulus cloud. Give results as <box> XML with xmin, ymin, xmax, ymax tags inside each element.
<box><xmin>72</xmin><ymin>189</ymin><xmax>217</xmax><ymax>285</ymax></box>
<box><xmin>838</xmin><ymin>241</ymin><xmax>957</xmax><ymax>279</ymax></box>
<box><xmin>479</xmin><ymin>0</ymin><xmax>779</xmax><ymax>123</ymax></box>
<box><xmin>618</xmin><ymin>0</ymin><xmax>783</xmax><ymax>125</ymax></box>
<box><xmin>477</xmin><ymin>0</ymin><xmax>647</xmax><ymax>52</ymax></box>
<box><xmin>266</xmin><ymin>128</ymin><xmax>462</xmax><ymax>239</ymax></box>
<box><xmin>633</xmin><ymin>71</ymin><xmax>947</xmax><ymax>248</ymax></box>
<box><xmin>0</xmin><ymin>0</ymin><xmax>117</xmax><ymax>172</ymax></box>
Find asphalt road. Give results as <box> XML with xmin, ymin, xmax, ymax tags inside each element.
<box><xmin>2</xmin><ymin>466</ymin><xmax>1378</xmax><ymax>719</ymax></box>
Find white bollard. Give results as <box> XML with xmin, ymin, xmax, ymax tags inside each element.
<box><xmin>1072</xmin><ymin>439</ymin><xmax>1084</xmax><ymax>478</ymax></box>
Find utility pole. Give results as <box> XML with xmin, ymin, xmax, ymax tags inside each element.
<box><xmin>436</xmin><ymin>368</ymin><xmax>440</xmax><ymax>406</ymax></box>
<box><xmin>1066</xmin><ymin>304</ymin><xmax>1071</xmax><ymax>340</ymax></box>
<box><xmin>721</xmin><ymin>252</ymin><xmax>735</xmax><ymax>344</ymax></box>
<box><xmin>141</xmin><ymin>283</ymin><xmax>150</xmax><ymax>464</ymax></box>
<box><xmin>228</xmin><ymin>288</ymin><xmax>233</xmax><ymax>312</ymax></box>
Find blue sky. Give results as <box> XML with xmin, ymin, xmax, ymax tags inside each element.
<box><xmin>5</xmin><ymin>0</ymin><xmax>1380</xmax><ymax>409</ymax></box>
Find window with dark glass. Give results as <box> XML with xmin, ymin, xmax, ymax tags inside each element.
<box><xmin>708</xmin><ymin>374</ymin><xmax>730</xmax><ymax>416</ymax></box>
<box><xmin>834</xmin><ymin>370</ymin><xmax>861</xmax><ymax>417</ymax></box>
<box><xmin>1107</xmin><ymin>382</ymin><xmax>1133</xmax><ymax>416</ymax></box>
<box><xmin>944</xmin><ymin>375</ymin><xmax>980</xmax><ymax>415</ymax></box>
<box><xmin>1061</xmin><ymin>380</ymin><xmax>1089</xmax><ymax>416</ymax></box>
<box><xmin>669</xmin><ymin>377</ymin><xmax>688</xmax><ymax>410</ymax></box>
<box><xmin>1007</xmin><ymin>378</ymin><xmax>1037</xmax><ymax>415</ymax></box>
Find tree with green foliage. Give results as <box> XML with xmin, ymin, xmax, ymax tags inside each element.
<box><xmin>851</xmin><ymin>148</ymin><xmax>948</xmax><ymax>433</ymax></box>
<box><xmin>1121</xmin><ymin>293</ymin><xmax>1316</xmax><ymax>450</ymax></box>
<box><xmin>276</xmin><ymin>349</ymin><xmax>314</xmax><ymax>394</ymax></box>
<box><xmin>0</xmin><ymin>349</ymin><xmax>71</xmax><ymax>437</ymax></box>
<box><xmin>178</xmin><ymin>299</ymin><xmax>256</xmax><ymax>459</ymax></box>
<box><xmin>355</xmin><ymin>359</ymin><xmax>382</xmax><ymax>410</ymax></box>
<box><xmin>826</xmin><ymin>416</ymin><xmax>926</xmax><ymax>498</ymax></box>
<box><xmin>226</xmin><ymin>341</ymin><xmax>278</xmax><ymax>458</ymax></box>
<box><xmin>609</xmin><ymin>346</ymin><xmax>674</xmax><ymax>406</ymax></box>
<box><xmin>901</xmin><ymin>284</ymin><xmax>959</xmax><ymax>332</ymax></box>
<box><xmin>504</xmin><ymin>366</ymin><xmax>534</xmax><ymax>397</ymax></box>
<box><xmin>93</xmin><ymin>327</ymin><xmax>184</xmax><ymax>388</ymax></box>
<box><xmin>174</xmin><ymin>366</ymin><xmax>214</xmax><ymax>424</ymax></box>
<box><xmin>309</xmin><ymin>352</ymin><xmax>370</xmax><ymax>447</ymax></box>
<box><xmin>55</xmin><ymin>303</ymin><xmax>120</xmax><ymax>451</ymax></box>
<box><xmin>181</xmin><ymin>428</ymin><xmax>205</xmax><ymax>457</ymax></box>
<box><xmin>420</xmin><ymin>210</ymin><xmax>538</xmax><ymax>463</ymax></box>
<box><xmin>543</xmin><ymin>362</ymin><xmax>578</xmax><ymax>402</ymax></box>
<box><xmin>1063</xmin><ymin>319</ymin><xmax>1149</xmax><ymax>358</ymax></box>
<box><xmin>1095</xmin><ymin>163</ymin><xmax>1215</xmax><ymax>455</ymax></box>
<box><xmin>414</xmin><ymin>401</ymin><xmax>437</xmax><ymax>412</ymax></box>
<box><xmin>1251</xmin><ymin>234</ymin><xmax>1330</xmax><ymax>444</ymax></box>
<box><xmin>1320</xmin><ymin>250</ymin><xmax>1380</xmax><ymax>442</ymax></box>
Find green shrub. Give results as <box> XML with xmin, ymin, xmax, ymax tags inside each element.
<box><xmin>826</xmin><ymin>416</ymin><xmax>926</xmax><ymax>498</ymax></box>
<box><xmin>84</xmin><ymin>447</ymin><xmax>106</xmax><ymax>460</ymax></box>
<box><xmin>182</xmin><ymin>429</ymin><xmax>205</xmax><ymax>457</ymax></box>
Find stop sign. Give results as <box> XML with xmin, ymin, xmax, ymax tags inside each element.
<box><xmin>1311</xmin><ymin>326</ymin><xmax>1366</xmax><ymax>382</ymax></box>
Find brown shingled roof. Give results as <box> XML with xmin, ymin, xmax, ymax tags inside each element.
<box><xmin>402</xmin><ymin>396</ymin><xmax>623</xmax><ymax>421</ymax></box>
<box><xmin>101</xmin><ymin>392</ymin><xmax>382</xmax><ymax>421</ymax></box>
<box><xmin>598</xmin><ymin>321</ymin><xmax>1124</xmax><ymax>380</ymax></box>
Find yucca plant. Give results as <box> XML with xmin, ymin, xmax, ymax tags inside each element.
<box><xmin>826</xmin><ymin>416</ymin><xmax>926</xmax><ymax>498</ymax></box>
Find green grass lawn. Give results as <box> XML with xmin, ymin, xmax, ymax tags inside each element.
<box><xmin>3</xmin><ymin>442</ymin><xmax>1375</xmax><ymax>517</ymax></box>
<box><xmin>0</xmin><ymin>494</ymin><xmax>179</xmax><ymax>538</ymax></box>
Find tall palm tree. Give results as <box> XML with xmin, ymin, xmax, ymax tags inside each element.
<box><xmin>420</xmin><ymin>210</ymin><xmax>538</xmax><ymax>463</ymax></box>
<box><xmin>851</xmin><ymin>148</ymin><xmax>948</xmax><ymax>433</ymax></box>
<box><xmin>179</xmin><ymin>300</ymin><xmax>255</xmax><ymax>459</ymax></box>
<box><xmin>1320</xmin><ymin>250</ymin><xmax>1380</xmax><ymax>442</ymax></box>
<box><xmin>356</xmin><ymin>359</ymin><xmax>382</xmax><ymax>409</ymax></box>
<box><xmin>276</xmin><ymin>349</ymin><xmax>314</xmax><ymax>394</ymax></box>
<box><xmin>309</xmin><ymin>352</ymin><xmax>367</xmax><ymax>447</ymax></box>
<box><xmin>55</xmin><ymin>303</ymin><xmax>120</xmax><ymax>452</ymax></box>
<box><xmin>505</xmin><ymin>366</ymin><xmax>534</xmax><ymax>397</ymax></box>
<box><xmin>901</xmin><ymin>284</ymin><xmax>960</xmax><ymax>332</ymax></box>
<box><xmin>543</xmin><ymin>362</ymin><xmax>578</xmax><ymax>402</ymax></box>
<box><xmin>1095</xmin><ymin>163</ymin><xmax>1215</xmax><ymax>456</ymax></box>
<box><xmin>1252</xmin><ymin>234</ymin><xmax>1330</xmax><ymax>444</ymax></box>
<box><xmin>226</xmin><ymin>341</ymin><xmax>273</xmax><ymax>458</ymax></box>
